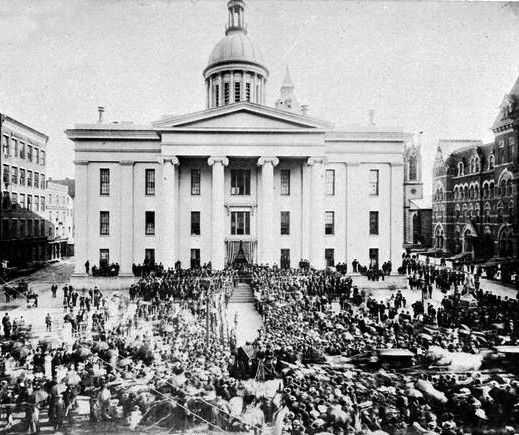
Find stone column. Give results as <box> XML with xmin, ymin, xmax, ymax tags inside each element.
<box><xmin>119</xmin><ymin>160</ymin><xmax>134</xmax><ymax>276</ymax></box>
<box><xmin>301</xmin><ymin>161</ymin><xmax>311</xmax><ymax>261</ymax></box>
<box><xmin>208</xmin><ymin>156</ymin><xmax>229</xmax><ymax>269</ymax></box>
<box><xmin>308</xmin><ymin>157</ymin><xmax>325</xmax><ymax>268</ymax></box>
<box><xmin>73</xmin><ymin>160</ymin><xmax>88</xmax><ymax>275</ymax></box>
<box><xmin>390</xmin><ymin>162</ymin><xmax>404</xmax><ymax>272</ymax></box>
<box><xmin>345</xmin><ymin>161</ymin><xmax>362</xmax><ymax>268</ymax></box>
<box><xmin>257</xmin><ymin>157</ymin><xmax>279</xmax><ymax>265</ymax></box>
<box><xmin>162</xmin><ymin>156</ymin><xmax>179</xmax><ymax>269</ymax></box>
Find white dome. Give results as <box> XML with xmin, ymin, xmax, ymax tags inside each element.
<box><xmin>207</xmin><ymin>30</ymin><xmax>265</xmax><ymax>70</ymax></box>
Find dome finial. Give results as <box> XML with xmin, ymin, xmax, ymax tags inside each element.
<box><xmin>226</xmin><ymin>0</ymin><xmax>247</xmax><ymax>35</ymax></box>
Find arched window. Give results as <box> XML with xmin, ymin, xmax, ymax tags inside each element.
<box><xmin>509</xmin><ymin>200</ymin><xmax>515</xmax><ymax>218</ymax></box>
<box><xmin>454</xmin><ymin>226</ymin><xmax>462</xmax><ymax>254</ymax></box>
<box><xmin>453</xmin><ymin>186</ymin><xmax>458</xmax><ymax>200</ymax></box>
<box><xmin>458</xmin><ymin>162</ymin><xmax>464</xmax><ymax>176</ymax></box>
<box><xmin>489</xmin><ymin>182</ymin><xmax>495</xmax><ymax>198</ymax></box>
<box><xmin>506</xmin><ymin>179</ymin><xmax>512</xmax><ymax>196</ymax></box>
<box><xmin>475</xmin><ymin>203</ymin><xmax>480</xmax><ymax>217</ymax></box>
<box><xmin>455</xmin><ymin>204</ymin><xmax>461</xmax><ymax>221</ymax></box>
<box><xmin>464</xmin><ymin>186</ymin><xmax>468</xmax><ymax>200</ymax></box>
<box><xmin>483</xmin><ymin>183</ymin><xmax>489</xmax><ymax>198</ymax></box>
<box><xmin>488</xmin><ymin>155</ymin><xmax>495</xmax><ymax>170</ymax></box>
<box><xmin>474</xmin><ymin>183</ymin><xmax>479</xmax><ymax>199</ymax></box>
<box><xmin>484</xmin><ymin>203</ymin><xmax>491</xmax><ymax>223</ymax></box>
<box><xmin>408</xmin><ymin>153</ymin><xmax>417</xmax><ymax>181</ymax></box>
<box><xmin>497</xmin><ymin>201</ymin><xmax>503</xmax><ymax>223</ymax></box>
<box><xmin>439</xmin><ymin>205</ymin><xmax>445</xmax><ymax>220</ymax></box>
<box><xmin>468</xmin><ymin>204</ymin><xmax>474</xmax><ymax>219</ymax></box>
<box><xmin>500</xmin><ymin>180</ymin><xmax>506</xmax><ymax>197</ymax></box>
<box><xmin>475</xmin><ymin>157</ymin><xmax>480</xmax><ymax>172</ymax></box>
<box><xmin>434</xmin><ymin>225</ymin><xmax>444</xmax><ymax>249</ymax></box>
<box><xmin>469</xmin><ymin>186</ymin><xmax>474</xmax><ymax>199</ymax></box>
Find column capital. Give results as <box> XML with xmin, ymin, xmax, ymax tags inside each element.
<box><xmin>120</xmin><ymin>160</ymin><xmax>135</xmax><ymax>166</ymax></box>
<box><xmin>163</xmin><ymin>156</ymin><xmax>179</xmax><ymax>166</ymax></box>
<box><xmin>257</xmin><ymin>156</ymin><xmax>279</xmax><ymax>167</ymax></box>
<box><xmin>208</xmin><ymin>156</ymin><xmax>229</xmax><ymax>167</ymax></box>
<box><xmin>306</xmin><ymin>156</ymin><xmax>326</xmax><ymax>166</ymax></box>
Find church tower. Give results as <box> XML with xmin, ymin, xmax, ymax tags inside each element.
<box><xmin>403</xmin><ymin>133</ymin><xmax>424</xmax><ymax>246</ymax></box>
<box><xmin>203</xmin><ymin>0</ymin><xmax>269</xmax><ymax>108</ymax></box>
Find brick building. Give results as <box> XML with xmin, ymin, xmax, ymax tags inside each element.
<box><xmin>1</xmin><ymin>113</ymin><xmax>51</xmax><ymax>268</ymax></box>
<box><xmin>431</xmin><ymin>76</ymin><xmax>518</xmax><ymax>260</ymax></box>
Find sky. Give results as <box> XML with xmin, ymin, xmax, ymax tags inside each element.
<box><xmin>1</xmin><ymin>0</ymin><xmax>518</xmax><ymax>203</ymax></box>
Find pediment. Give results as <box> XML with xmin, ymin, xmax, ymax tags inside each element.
<box><xmin>153</xmin><ymin>103</ymin><xmax>331</xmax><ymax>131</ymax></box>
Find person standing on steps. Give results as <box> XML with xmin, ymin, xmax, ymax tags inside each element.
<box><xmin>85</xmin><ymin>260</ymin><xmax>90</xmax><ymax>275</ymax></box>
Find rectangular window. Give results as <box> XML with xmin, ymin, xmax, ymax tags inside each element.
<box><xmin>2</xmin><ymin>191</ymin><xmax>8</xmax><ymax>209</ymax></box>
<box><xmin>325</xmin><ymin>211</ymin><xmax>335</xmax><ymax>235</ymax></box>
<box><xmin>35</xmin><ymin>148</ymin><xmax>40</xmax><ymax>165</ymax></box>
<box><xmin>325</xmin><ymin>248</ymin><xmax>335</xmax><ymax>267</ymax></box>
<box><xmin>1</xmin><ymin>135</ymin><xmax>8</xmax><ymax>156</ymax></box>
<box><xmin>369</xmin><ymin>248</ymin><xmax>379</xmax><ymax>269</ymax></box>
<box><xmin>40</xmin><ymin>174</ymin><xmax>45</xmax><ymax>189</ymax></box>
<box><xmin>280</xmin><ymin>211</ymin><xmax>290</xmax><ymax>235</ymax></box>
<box><xmin>27</xmin><ymin>194</ymin><xmax>32</xmax><ymax>210</ymax></box>
<box><xmin>27</xmin><ymin>170</ymin><xmax>33</xmax><ymax>187</ymax></box>
<box><xmin>191</xmin><ymin>169</ymin><xmax>201</xmax><ymax>195</ymax></box>
<box><xmin>245</xmin><ymin>82</ymin><xmax>251</xmax><ymax>102</ymax></box>
<box><xmin>40</xmin><ymin>150</ymin><xmax>45</xmax><ymax>166</ymax></box>
<box><xmin>19</xmin><ymin>169</ymin><xmax>25</xmax><ymax>186</ymax></box>
<box><xmin>231</xmin><ymin>211</ymin><xmax>250</xmax><ymax>235</ymax></box>
<box><xmin>234</xmin><ymin>81</ymin><xmax>241</xmax><ymax>102</ymax></box>
<box><xmin>145</xmin><ymin>169</ymin><xmax>155</xmax><ymax>195</ymax></box>
<box><xmin>20</xmin><ymin>142</ymin><xmax>25</xmax><ymax>159</ymax></box>
<box><xmin>100</xmin><ymin>211</ymin><xmax>110</xmax><ymax>235</ymax></box>
<box><xmin>369</xmin><ymin>211</ymin><xmax>379</xmax><ymax>235</ymax></box>
<box><xmin>215</xmin><ymin>84</ymin><xmax>220</xmax><ymax>106</ymax></box>
<box><xmin>100</xmin><ymin>168</ymin><xmax>110</xmax><ymax>195</ymax></box>
<box><xmin>19</xmin><ymin>194</ymin><xmax>25</xmax><ymax>209</ymax></box>
<box><xmin>280</xmin><ymin>248</ymin><xmax>290</xmax><ymax>269</ymax></box>
<box><xmin>11</xmin><ymin>167</ymin><xmax>18</xmax><ymax>185</ymax></box>
<box><xmin>13</xmin><ymin>139</ymin><xmax>18</xmax><ymax>157</ymax></box>
<box><xmin>10</xmin><ymin>219</ymin><xmax>17</xmax><ymax>238</ymax></box>
<box><xmin>191</xmin><ymin>211</ymin><xmax>201</xmax><ymax>235</ymax></box>
<box><xmin>27</xmin><ymin>219</ymin><xmax>33</xmax><ymax>237</ymax></box>
<box><xmin>145</xmin><ymin>249</ymin><xmax>155</xmax><ymax>264</ymax></box>
<box><xmin>369</xmin><ymin>169</ymin><xmax>379</xmax><ymax>195</ymax></box>
<box><xmin>325</xmin><ymin>169</ymin><xmax>335</xmax><ymax>195</ymax></box>
<box><xmin>224</xmin><ymin>82</ymin><xmax>230</xmax><ymax>104</ymax></box>
<box><xmin>19</xmin><ymin>220</ymin><xmax>25</xmax><ymax>238</ymax></box>
<box><xmin>99</xmin><ymin>249</ymin><xmax>109</xmax><ymax>267</ymax></box>
<box><xmin>145</xmin><ymin>211</ymin><xmax>155</xmax><ymax>235</ymax></box>
<box><xmin>27</xmin><ymin>145</ymin><xmax>33</xmax><ymax>162</ymax></box>
<box><xmin>11</xmin><ymin>193</ymin><xmax>17</xmax><ymax>210</ymax></box>
<box><xmin>34</xmin><ymin>196</ymin><xmax>39</xmax><ymax>212</ymax></box>
<box><xmin>2</xmin><ymin>219</ymin><xmax>8</xmax><ymax>238</ymax></box>
<box><xmin>2</xmin><ymin>165</ymin><xmax>8</xmax><ymax>183</ymax></box>
<box><xmin>190</xmin><ymin>249</ymin><xmax>201</xmax><ymax>269</ymax></box>
<box><xmin>280</xmin><ymin>169</ymin><xmax>290</xmax><ymax>195</ymax></box>
<box><xmin>34</xmin><ymin>219</ymin><xmax>39</xmax><ymax>236</ymax></box>
<box><xmin>230</xmin><ymin>169</ymin><xmax>251</xmax><ymax>195</ymax></box>
<box><xmin>34</xmin><ymin>172</ymin><xmax>39</xmax><ymax>188</ymax></box>
<box><xmin>41</xmin><ymin>196</ymin><xmax>45</xmax><ymax>211</ymax></box>
<box><xmin>40</xmin><ymin>221</ymin><xmax>45</xmax><ymax>237</ymax></box>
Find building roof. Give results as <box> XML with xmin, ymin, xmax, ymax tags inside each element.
<box><xmin>49</xmin><ymin>178</ymin><xmax>75</xmax><ymax>198</ymax></box>
<box><xmin>0</xmin><ymin>113</ymin><xmax>49</xmax><ymax>141</ymax></box>
<box><xmin>492</xmin><ymin>74</ymin><xmax>519</xmax><ymax>130</ymax></box>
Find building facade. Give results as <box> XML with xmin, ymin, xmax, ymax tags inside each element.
<box><xmin>67</xmin><ymin>0</ymin><xmax>409</xmax><ymax>276</ymax></box>
<box><xmin>403</xmin><ymin>135</ymin><xmax>428</xmax><ymax>248</ymax></box>
<box><xmin>431</xmin><ymin>77</ymin><xmax>519</xmax><ymax>259</ymax></box>
<box><xmin>1</xmin><ymin>114</ymin><xmax>50</xmax><ymax>267</ymax></box>
<box><xmin>46</xmin><ymin>180</ymin><xmax>74</xmax><ymax>259</ymax></box>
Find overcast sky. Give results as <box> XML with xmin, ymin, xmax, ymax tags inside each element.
<box><xmin>1</xmin><ymin>0</ymin><xmax>518</xmax><ymax>202</ymax></box>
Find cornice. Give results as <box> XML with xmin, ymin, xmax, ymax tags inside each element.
<box><xmin>66</xmin><ymin>129</ymin><xmax>160</xmax><ymax>140</ymax></box>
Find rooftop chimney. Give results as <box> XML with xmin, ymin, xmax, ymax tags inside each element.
<box><xmin>97</xmin><ymin>106</ymin><xmax>105</xmax><ymax>124</ymax></box>
<box><xmin>301</xmin><ymin>104</ymin><xmax>309</xmax><ymax>116</ymax></box>
<box><xmin>368</xmin><ymin>109</ymin><xmax>375</xmax><ymax>126</ymax></box>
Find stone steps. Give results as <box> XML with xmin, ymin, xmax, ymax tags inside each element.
<box><xmin>229</xmin><ymin>283</ymin><xmax>255</xmax><ymax>303</ymax></box>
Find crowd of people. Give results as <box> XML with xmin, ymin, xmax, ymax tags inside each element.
<box><xmin>1</xmin><ymin>259</ymin><xmax>519</xmax><ymax>434</ymax></box>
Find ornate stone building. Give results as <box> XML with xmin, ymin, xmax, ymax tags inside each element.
<box><xmin>431</xmin><ymin>76</ymin><xmax>519</xmax><ymax>259</ymax></box>
<box><xmin>67</xmin><ymin>0</ymin><xmax>409</xmax><ymax>280</ymax></box>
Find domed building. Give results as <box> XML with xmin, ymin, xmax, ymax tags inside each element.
<box><xmin>67</xmin><ymin>0</ymin><xmax>409</xmax><ymax>283</ymax></box>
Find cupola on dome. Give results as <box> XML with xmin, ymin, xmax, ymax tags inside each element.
<box><xmin>204</xmin><ymin>0</ymin><xmax>269</xmax><ymax>108</ymax></box>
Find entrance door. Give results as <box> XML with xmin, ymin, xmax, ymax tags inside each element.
<box><xmin>369</xmin><ymin>248</ymin><xmax>379</xmax><ymax>269</ymax></box>
<box><xmin>280</xmin><ymin>249</ymin><xmax>290</xmax><ymax>269</ymax></box>
<box><xmin>190</xmin><ymin>248</ymin><xmax>200</xmax><ymax>269</ymax></box>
